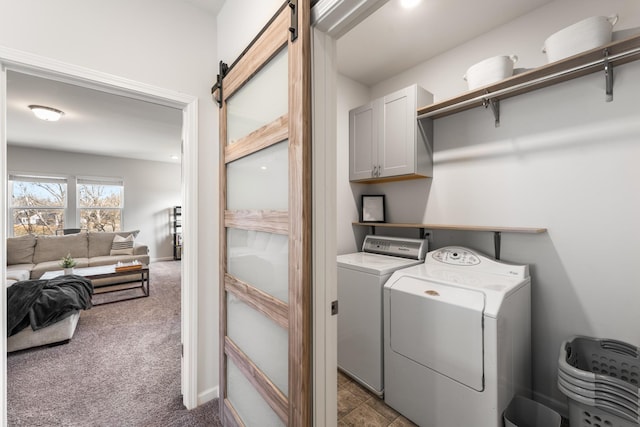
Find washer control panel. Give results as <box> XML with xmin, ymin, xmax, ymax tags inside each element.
<box><xmin>362</xmin><ymin>235</ymin><xmax>428</xmax><ymax>260</ymax></box>
<box><xmin>432</xmin><ymin>247</ymin><xmax>480</xmax><ymax>266</ymax></box>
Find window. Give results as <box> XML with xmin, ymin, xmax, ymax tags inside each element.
<box><xmin>9</xmin><ymin>174</ymin><xmax>68</xmax><ymax>236</ymax></box>
<box><xmin>7</xmin><ymin>173</ymin><xmax>125</xmax><ymax>236</ymax></box>
<box><xmin>78</xmin><ymin>177</ymin><xmax>124</xmax><ymax>232</ymax></box>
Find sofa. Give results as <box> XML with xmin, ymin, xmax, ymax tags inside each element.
<box><xmin>8</xmin><ymin>311</ymin><xmax>80</xmax><ymax>352</ymax></box>
<box><xmin>6</xmin><ymin>231</ymin><xmax>150</xmax><ymax>287</ymax></box>
<box><xmin>6</xmin><ymin>231</ymin><xmax>149</xmax><ymax>352</ymax></box>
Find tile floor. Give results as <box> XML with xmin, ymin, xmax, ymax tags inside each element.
<box><xmin>338</xmin><ymin>370</ymin><xmax>571</xmax><ymax>426</ymax></box>
<box><xmin>337</xmin><ymin>370</ymin><xmax>417</xmax><ymax>427</ymax></box>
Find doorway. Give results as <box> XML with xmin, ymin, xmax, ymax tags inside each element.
<box><xmin>0</xmin><ymin>49</ymin><xmax>200</xmax><ymax>422</ymax></box>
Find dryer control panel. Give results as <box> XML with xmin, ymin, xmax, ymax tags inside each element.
<box><xmin>432</xmin><ymin>248</ymin><xmax>480</xmax><ymax>266</ymax></box>
<box><xmin>427</xmin><ymin>246</ymin><xmax>529</xmax><ymax>278</ymax></box>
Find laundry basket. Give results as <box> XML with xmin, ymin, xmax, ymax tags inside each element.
<box><xmin>558</xmin><ymin>336</ymin><xmax>640</xmax><ymax>427</ymax></box>
<box><xmin>558</xmin><ymin>369</ymin><xmax>639</xmax><ymax>407</ymax></box>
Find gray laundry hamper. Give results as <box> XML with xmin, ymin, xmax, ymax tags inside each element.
<box><xmin>558</xmin><ymin>336</ymin><xmax>640</xmax><ymax>427</ymax></box>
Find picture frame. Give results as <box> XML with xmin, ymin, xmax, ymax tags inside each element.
<box><xmin>361</xmin><ymin>195</ymin><xmax>386</xmax><ymax>223</ymax></box>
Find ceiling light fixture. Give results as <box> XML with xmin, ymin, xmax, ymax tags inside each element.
<box><xmin>28</xmin><ymin>105</ymin><xmax>65</xmax><ymax>122</ymax></box>
<box><xmin>400</xmin><ymin>0</ymin><xmax>422</xmax><ymax>9</ymax></box>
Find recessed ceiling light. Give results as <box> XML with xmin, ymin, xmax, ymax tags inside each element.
<box><xmin>28</xmin><ymin>105</ymin><xmax>64</xmax><ymax>121</ymax></box>
<box><xmin>400</xmin><ymin>0</ymin><xmax>422</xmax><ymax>9</ymax></box>
<box><xmin>170</xmin><ymin>155</ymin><xmax>180</xmax><ymax>160</ymax></box>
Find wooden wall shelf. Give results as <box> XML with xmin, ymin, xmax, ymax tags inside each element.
<box><xmin>416</xmin><ymin>33</ymin><xmax>640</xmax><ymax>125</ymax></box>
<box><xmin>353</xmin><ymin>222</ymin><xmax>546</xmax><ymax>234</ymax></box>
<box><xmin>353</xmin><ymin>222</ymin><xmax>547</xmax><ymax>259</ymax></box>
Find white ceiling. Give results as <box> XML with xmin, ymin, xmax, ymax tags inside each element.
<box><xmin>7</xmin><ymin>71</ymin><xmax>184</xmax><ymax>163</ymax></box>
<box><xmin>337</xmin><ymin>0</ymin><xmax>554</xmax><ymax>86</ymax></box>
<box><xmin>6</xmin><ymin>0</ymin><xmax>555</xmax><ymax>162</ymax></box>
<box><xmin>5</xmin><ymin>0</ymin><xmax>226</xmax><ymax>165</ymax></box>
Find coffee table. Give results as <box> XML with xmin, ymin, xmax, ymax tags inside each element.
<box><xmin>41</xmin><ymin>264</ymin><xmax>150</xmax><ymax>305</ymax></box>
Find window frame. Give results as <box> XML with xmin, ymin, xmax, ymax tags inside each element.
<box><xmin>7</xmin><ymin>172</ymin><xmax>125</xmax><ymax>236</ymax></box>
<box><xmin>8</xmin><ymin>173</ymin><xmax>69</xmax><ymax>236</ymax></box>
<box><xmin>76</xmin><ymin>176</ymin><xmax>125</xmax><ymax>233</ymax></box>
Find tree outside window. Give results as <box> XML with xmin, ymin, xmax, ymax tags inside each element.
<box><xmin>8</xmin><ymin>174</ymin><xmax>124</xmax><ymax>236</ymax></box>
<box><xmin>78</xmin><ymin>178</ymin><xmax>123</xmax><ymax>232</ymax></box>
<box><xmin>9</xmin><ymin>175</ymin><xmax>67</xmax><ymax>236</ymax></box>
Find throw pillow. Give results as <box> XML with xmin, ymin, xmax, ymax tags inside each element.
<box><xmin>110</xmin><ymin>234</ymin><xmax>134</xmax><ymax>255</ymax></box>
<box><xmin>116</xmin><ymin>230</ymin><xmax>140</xmax><ymax>238</ymax></box>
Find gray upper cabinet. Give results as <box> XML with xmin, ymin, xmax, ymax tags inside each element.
<box><xmin>349</xmin><ymin>84</ymin><xmax>434</xmax><ymax>183</ymax></box>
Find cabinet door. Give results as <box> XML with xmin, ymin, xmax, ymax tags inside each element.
<box><xmin>349</xmin><ymin>102</ymin><xmax>377</xmax><ymax>181</ymax></box>
<box><xmin>379</xmin><ymin>86</ymin><xmax>416</xmax><ymax>178</ymax></box>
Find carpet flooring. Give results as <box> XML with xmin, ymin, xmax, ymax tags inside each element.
<box><xmin>7</xmin><ymin>261</ymin><xmax>222</xmax><ymax>427</ymax></box>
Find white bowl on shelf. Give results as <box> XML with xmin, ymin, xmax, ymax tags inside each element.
<box><xmin>542</xmin><ymin>15</ymin><xmax>618</xmax><ymax>63</ymax></box>
<box><xmin>463</xmin><ymin>55</ymin><xmax>518</xmax><ymax>90</ymax></box>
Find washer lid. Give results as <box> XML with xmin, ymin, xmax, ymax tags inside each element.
<box><xmin>387</xmin><ymin>276</ymin><xmax>485</xmax><ymax>391</ymax></box>
<box><xmin>337</xmin><ymin>252</ymin><xmax>423</xmax><ymax>275</ymax></box>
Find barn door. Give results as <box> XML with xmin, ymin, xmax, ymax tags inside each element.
<box><xmin>215</xmin><ymin>1</ymin><xmax>311</xmax><ymax>426</ymax></box>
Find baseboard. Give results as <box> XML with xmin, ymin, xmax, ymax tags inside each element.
<box><xmin>532</xmin><ymin>390</ymin><xmax>568</xmax><ymax>418</ymax></box>
<box><xmin>198</xmin><ymin>386</ymin><xmax>219</xmax><ymax>405</ymax></box>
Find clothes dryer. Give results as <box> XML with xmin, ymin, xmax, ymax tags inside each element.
<box><xmin>383</xmin><ymin>246</ymin><xmax>531</xmax><ymax>427</ymax></box>
<box><xmin>337</xmin><ymin>235</ymin><xmax>428</xmax><ymax>396</ymax></box>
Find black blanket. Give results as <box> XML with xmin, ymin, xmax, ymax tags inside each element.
<box><xmin>7</xmin><ymin>275</ymin><xmax>93</xmax><ymax>337</ymax></box>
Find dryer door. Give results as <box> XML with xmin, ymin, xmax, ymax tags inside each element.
<box><xmin>387</xmin><ymin>277</ymin><xmax>485</xmax><ymax>391</ymax></box>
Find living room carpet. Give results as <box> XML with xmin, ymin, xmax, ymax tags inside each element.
<box><xmin>7</xmin><ymin>260</ymin><xmax>222</xmax><ymax>427</ymax></box>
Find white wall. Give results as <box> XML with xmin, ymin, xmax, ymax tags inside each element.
<box><xmin>336</xmin><ymin>75</ymin><xmax>371</xmax><ymax>255</ymax></box>
<box><xmin>7</xmin><ymin>146</ymin><xmax>180</xmax><ymax>260</ymax></box>
<box><xmin>217</xmin><ymin>0</ymin><xmax>284</xmax><ymax>66</ymax></box>
<box><xmin>337</xmin><ymin>0</ymin><xmax>640</xmax><ymax>415</ymax></box>
<box><xmin>0</xmin><ymin>0</ymin><xmax>220</xmax><ymax>402</ymax></box>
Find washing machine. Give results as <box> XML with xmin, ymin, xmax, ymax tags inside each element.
<box><xmin>383</xmin><ymin>246</ymin><xmax>531</xmax><ymax>427</ymax></box>
<box><xmin>337</xmin><ymin>235</ymin><xmax>428</xmax><ymax>397</ymax></box>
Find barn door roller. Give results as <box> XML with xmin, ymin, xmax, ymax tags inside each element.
<box><xmin>289</xmin><ymin>0</ymin><xmax>298</xmax><ymax>41</ymax></box>
<box><xmin>211</xmin><ymin>61</ymin><xmax>229</xmax><ymax>108</ymax></box>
